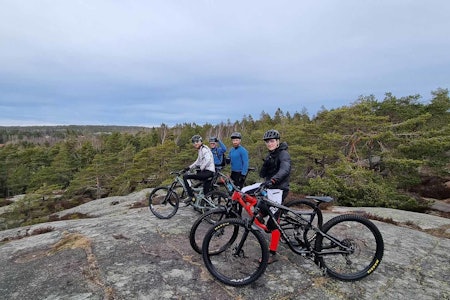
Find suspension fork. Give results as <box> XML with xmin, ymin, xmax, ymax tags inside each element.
<box><xmin>232</xmin><ymin>219</ymin><xmax>252</xmax><ymax>256</ymax></box>
<box><xmin>165</xmin><ymin>181</ymin><xmax>179</xmax><ymax>201</ymax></box>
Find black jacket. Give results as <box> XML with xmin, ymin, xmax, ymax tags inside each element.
<box><xmin>259</xmin><ymin>142</ymin><xmax>291</xmax><ymax>191</ymax></box>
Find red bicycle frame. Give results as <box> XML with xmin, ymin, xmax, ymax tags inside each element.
<box><xmin>230</xmin><ymin>189</ymin><xmax>268</xmax><ymax>232</ymax></box>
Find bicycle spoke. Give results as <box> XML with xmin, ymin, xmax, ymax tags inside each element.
<box><xmin>202</xmin><ymin>218</ymin><xmax>269</xmax><ymax>286</ymax></box>
<box><xmin>315</xmin><ymin>214</ymin><xmax>383</xmax><ymax>281</ymax></box>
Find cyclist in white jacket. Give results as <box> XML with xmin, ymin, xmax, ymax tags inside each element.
<box><xmin>182</xmin><ymin>135</ymin><xmax>215</xmax><ymax>204</ymax></box>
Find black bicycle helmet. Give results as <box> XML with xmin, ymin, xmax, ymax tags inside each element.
<box><xmin>230</xmin><ymin>132</ymin><xmax>242</xmax><ymax>139</ymax></box>
<box><xmin>191</xmin><ymin>134</ymin><xmax>202</xmax><ymax>143</ymax></box>
<box><xmin>209</xmin><ymin>136</ymin><xmax>218</xmax><ymax>143</ymax></box>
<box><xmin>263</xmin><ymin>129</ymin><xmax>280</xmax><ymax>140</ymax></box>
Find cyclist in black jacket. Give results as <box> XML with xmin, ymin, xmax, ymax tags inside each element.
<box><xmin>259</xmin><ymin>129</ymin><xmax>291</xmax><ymax>263</ymax></box>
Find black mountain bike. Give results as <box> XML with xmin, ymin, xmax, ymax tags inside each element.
<box><xmin>201</xmin><ymin>186</ymin><xmax>384</xmax><ymax>286</ymax></box>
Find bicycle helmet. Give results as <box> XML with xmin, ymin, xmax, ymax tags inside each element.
<box><xmin>230</xmin><ymin>132</ymin><xmax>242</xmax><ymax>139</ymax></box>
<box><xmin>263</xmin><ymin>129</ymin><xmax>280</xmax><ymax>141</ymax></box>
<box><xmin>191</xmin><ymin>134</ymin><xmax>202</xmax><ymax>143</ymax></box>
<box><xmin>209</xmin><ymin>136</ymin><xmax>218</xmax><ymax>143</ymax></box>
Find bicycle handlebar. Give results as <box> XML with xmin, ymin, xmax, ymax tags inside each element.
<box><xmin>170</xmin><ymin>169</ymin><xmax>191</xmax><ymax>176</ymax></box>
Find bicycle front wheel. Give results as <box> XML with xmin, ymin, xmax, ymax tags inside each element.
<box><xmin>315</xmin><ymin>214</ymin><xmax>384</xmax><ymax>281</ymax></box>
<box><xmin>202</xmin><ymin>218</ymin><xmax>269</xmax><ymax>287</ymax></box>
<box><xmin>148</xmin><ymin>186</ymin><xmax>179</xmax><ymax>219</ymax></box>
<box><xmin>189</xmin><ymin>207</ymin><xmax>239</xmax><ymax>254</ymax></box>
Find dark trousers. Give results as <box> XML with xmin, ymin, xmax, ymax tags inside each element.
<box><xmin>183</xmin><ymin>170</ymin><xmax>214</xmax><ymax>197</ymax></box>
<box><xmin>231</xmin><ymin>171</ymin><xmax>246</xmax><ymax>189</ymax></box>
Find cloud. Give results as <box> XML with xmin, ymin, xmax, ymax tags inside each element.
<box><xmin>0</xmin><ymin>1</ymin><xmax>449</xmax><ymax>126</ymax></box>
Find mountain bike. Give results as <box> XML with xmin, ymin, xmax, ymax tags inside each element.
<box><xmin>201</xmin><ymin>185</ymin><xmax>384</xmax><ymax>286</ymax></box>
<box><xmin>189</xmin><ymin>176</ymin><xmax>323</xmax><ymax>254</ymax></box>
<box><xmin>148</xmin><ymin>169</ymin><xmax>228</xmax><ymax>219</ymax></box>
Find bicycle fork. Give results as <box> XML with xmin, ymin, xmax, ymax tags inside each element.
<box><xmin>231</xmin><ymin>219</ymin><xmax>253</xmax><ymax>258</ymax></box>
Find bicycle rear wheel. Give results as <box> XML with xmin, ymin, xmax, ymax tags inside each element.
<box><xmin>189</xmin><ymin>207</ymin><xmax>239</xmax><ymax>254</ymax></box>
<box><xmin>315</xmin><ymin>214</ymin><xmax>384</xmax><ymax>281</ymax></box>
<box><xmin>202</xmin><ymin>218</ymin><xmax>269</xmax><ymax>287</ymax></box>
<box><xmin>148</xmin><ymin>186</ymin><xmax>179</xmax><ymax>219</ymax></box>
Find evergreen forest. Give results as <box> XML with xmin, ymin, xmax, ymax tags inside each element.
<box><xmin>1</xmin><ymin>89</ymin><xmax>449</xmax><ymax>229</ymax></box>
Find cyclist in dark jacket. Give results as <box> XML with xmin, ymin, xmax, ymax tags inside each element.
<box><xmin>259</xmin><ymin>137</ymin><xmax>290</xmax><ymax>192</ymax></box>
<box><xmin>259</xmin><ymin>129</ymin><xmax>291</xmax><ymax>263</ymax></box>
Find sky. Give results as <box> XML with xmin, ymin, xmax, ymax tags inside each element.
<box><xmin>1</xmin><ymin>1</ymin><xmax>449</xmax><ymax>127</ymax></box>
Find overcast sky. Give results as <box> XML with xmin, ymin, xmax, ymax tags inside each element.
<box><xmin>1</xmin><ymin>1</ymin><xmax>449</xmax><ymax>127</ymax></box>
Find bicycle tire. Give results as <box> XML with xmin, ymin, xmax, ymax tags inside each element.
<box><xmin>314</xmin><ymin>214</ymin><xmax>384</xmax><ymax>281</ymax></box>
<box><xmin>202</xmin><ymin>218</ymin><xmax>269</xmax><ymax>287</ymax></box>
<box><xmin>189</xmin><ymin>207</ymin><xmax>240</xmax><ymax>254</ymax></box>
<box><xmin>280</xmin><ymin>199</ymin><xmax>323</xmax><ymax>248</ymax></box>
<box><xmin>148</xmin><ymin>186</ymin><xmax>179</xmax><ymax>219</ymax></box>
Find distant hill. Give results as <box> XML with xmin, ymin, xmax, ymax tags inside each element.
<box><xmin>0</xmin><ymin>125</ymin><xmax>154</xmax><ymax>144</ymax></box>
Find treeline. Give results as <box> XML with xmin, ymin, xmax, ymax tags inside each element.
<box><xmin>0</xmin><ymin>125</ymin><xmax>149</xmax><ymax>145</ymax></box>
<box><xmin>1</xmin><ymin>89</ymin><xmax>449</xmax><ymax>228</ymax></box>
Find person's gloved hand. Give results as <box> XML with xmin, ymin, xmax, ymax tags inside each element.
<box><xmin>183</xmin><ymin>167</ymin><xmax>190</xmax><ymax>172</ymax></box>
<box><xmin>263</xmin><ymin>178</ymin><xmax>276</xmax><ymax>188</ymax></box>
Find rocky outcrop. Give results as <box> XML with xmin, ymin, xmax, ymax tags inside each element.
<box><xmin>0</xmin><ymin>189</ymin><xmax>449</xmax><ymax>299</ymax></box>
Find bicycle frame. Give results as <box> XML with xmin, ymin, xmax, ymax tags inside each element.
<box><xmin>218</xmin><ymin>175</ymin><xmax>269</xmax><ymax>231</ymax></box>
<box><xmin>170</xmin><ymin>170</ymin><xmax>226</xmax><ymax>213</ymax></box>
<box><xmin>168</xmin><ymin>171</ymin><xmax>202</xmax><ymax>197</ymax></box>
<box><xmin>216</xmin><ymin>175</ymin><xmax>335</xmax><ymax>249</ymax></box>
<box><xmin>250</xmin><ymin>196</ymin><xmax>356</xmax><ymax>257</ymax></box>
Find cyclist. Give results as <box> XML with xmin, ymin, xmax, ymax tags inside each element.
<box><xmin>182</xmin><ymin>135</ymin><xmax>215</xmax><ymax>204</ymax></box>
<box><xmin>245</xmin><ymin>129</ymin><xmax>291</xmax><ymax>264</ymax></box>
<box><xmin>228</xmin><ymin>132</ymin><xmax>249</xmax><ymax>188</ymax></box>
<box><xmin>209</xmin><ymin>136</ymin><xmax>227</xmax><ymax>168</ymax></box>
